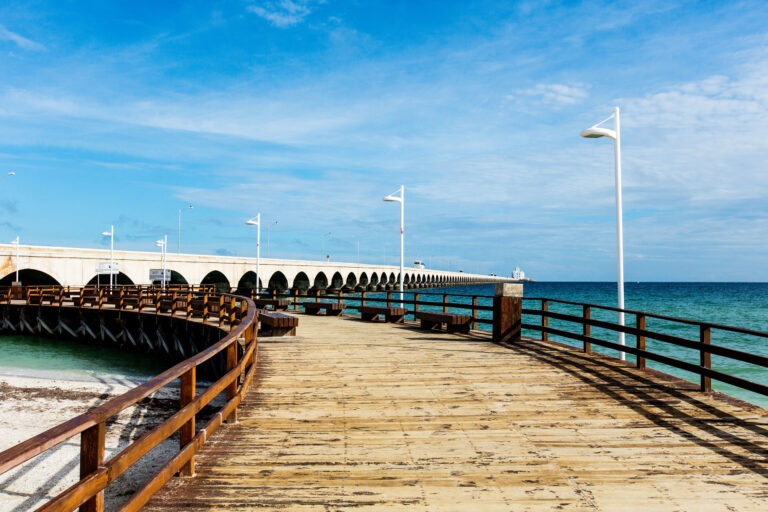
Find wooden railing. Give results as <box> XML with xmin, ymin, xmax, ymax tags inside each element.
<box><xmin>0</xmin><ymin>286</ymin><xmax>259</xmax><ymax>512</ymax></box>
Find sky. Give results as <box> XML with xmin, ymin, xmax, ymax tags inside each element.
<box><xmin>1</xmin><ymin>0</ymin><xmax>767</xmax><ymax>281</ymax></box>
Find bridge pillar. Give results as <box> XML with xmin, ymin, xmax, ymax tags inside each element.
<box><xmin>493</xmin><ymin>283</ymin><xmax>522</xmax><ymax>344</ymax></box>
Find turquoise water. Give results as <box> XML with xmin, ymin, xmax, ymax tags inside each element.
<box><xmin>308</xmin><ymin>282</ymin><xmax>768</xmax><ymax>408</ymax></box>
<box><xmin>0</xmin><ymin>334</ymin><xmax>168</xmax><ymax>379</ymax></box>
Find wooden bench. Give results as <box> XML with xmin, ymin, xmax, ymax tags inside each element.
<box><xmin>414</xmin><ymin>311</ymin><xmax>472</xmax><ymax>334</ymax></box>
<box><xmin>303</xmin><ymin>301</ymin><xmax>346</xmax><ymax>316</ymax></box>
<box><xmin>359</xmin><ymin>305</ymin><xmax>407</xmax><ymax>324</ymax></box>
<box><xmin>258</xmin><ymin>311</ymin><xmax>299</xmax><ymax>336</ymax></box>
<box><xmin>254</xmin><ymin>298</ymin><xmax>291</xmax><ymax>311</ymax></box>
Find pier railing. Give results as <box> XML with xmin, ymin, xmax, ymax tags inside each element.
<box><xmin>0</xmin><ymin>286</ymin><xmax>259</xmax><ymax>512</ymax></box>
<box><xmin>266</xmin><ymin>288</ymin><xmax>768</xmax><ymax>401</ymax></box>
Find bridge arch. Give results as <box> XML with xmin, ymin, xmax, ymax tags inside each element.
<box><xmin>344</xmin><ymin>272</ymin><xmax>357</xmax><ymax>290</ymax></box>
<box><xmin>330</xmin><ymin>272</ymin><xmax>344</xmax><ymax>290</ymax></box>
<box><xmin>312</xmin><ymin>272</ymin><xmax>329</xmax><ymax>291</ymax></box>
<box><xmin>267</xmin><ymin>271</ymin><xmax>289</xmax><ymax>292</ymax></box>
<box><xmin>292</xmin><ymin>272</ymin><xmax>310</xmax><ymax>291</ymax></box>
<box><xmin>237</xmin><ymin>271</ymin><xmax>262</xmax><ymax>293</ymax></box>
<box><xmin>86</xmin><ymin>272</ymin><xmax>134</xmax><ymax>286</ymax></box>
<box><xmin>201</xmin><ymin>270</ymin><xmax>230</xmax><ymax>293</ymax></box>
<box><xmin>368</xmin><ymin>273</ymin><xmax>378</xmax><ymax>288</ymax></box>
<box><xmin>358</xmin><ymin>272</ymin><xmax>369</xmax><ymax>288</ymax></box>
<box><xmin>0</xmin><ymin>268</ymin><xmax>62</xmax><ymax>286</ymax></box>
<box><xmin>388</xmin><ymin>272</ymin><xmax>396</xmax><ymax>285</ymax></box>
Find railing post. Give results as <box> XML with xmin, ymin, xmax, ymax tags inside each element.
<box><xmin>386</xmin><ymin>291</ymin><xmax>392</xmax><ymax>308</ymax></box>
<box><xmin>700</xmin><ymin>325</ymin><xmax>711</xmax><ymax>392</ymax></box>
<box><xmin>225</xmin><ymin>341</ymin><xmax>238</xmax><ymax>423</ymax></box>
<box><xmin>361</xmin><ymin>290</ymin><xmax>366</xmax><ymax>307</ymax></box>
<box><xmin>583</xmin><ymin>305</ymin><xmax>591</xmax><ymax>353</ymax></box>
<box><xmin>471</xmin><ymin>296</ymin><xmax>478</xmax><ymax>331</ymax></box>
<box><xmin>492</xmin><ymin>283</ymin><xmax>522</xmax><ymax>344</ymax></box>
<box><xmin>337</xmin><ymin>289</ymin><xmax>343</xmax><ymax>305</ymax></box>
<box><xmin>414</xmin><ymin>293</ymin><xmax>420</xmax><ymax>313</ymax></box>
<box><xmin>292</xmin><ymin>288</ymin><xmax>298</xmax><ymax>310</ymax></box>
<box><xmin>541</xmin><ymin>299</ymin><xmax>548</xmax><ymax>341</ymax></box>
<box><xmin>442</xmin><ymin>294</ymin><xmax>448</xmax><ymax>313</ymax></box>
<box><xmin>179</xmin><ymin>367</ymin><xmax>196</xmax><ymax>476</ymax></box>
<box><xmin>636</xmin><ymin>314</ymin><xmax>646</xmax><ymax>369</ymax></box>
<box><xmin>80</xmin><ymin>422</ymin><xmax>105</xmax><ymax>512</ymax></box>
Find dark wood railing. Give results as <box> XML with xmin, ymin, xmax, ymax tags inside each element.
<box><xmin>0</xmin><ymin>286</ymin><xmax>259</xmax><ymax>512</ymax></box>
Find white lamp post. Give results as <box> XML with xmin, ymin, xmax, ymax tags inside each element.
<box><xmin>581</xmin><ymin>106</ymin><xmax>625</xmax><ymax>360</ymax></box>
<box><xmin>245</xmin><ymin>214</ymin><xmax>261</xmax><ymax>295</ymax></box>
<box><xmin>10</xmin><ymin>236</ymin><xmax>19</xmax><ymax>284</ymax></box>
<box><xmin>156</xmin><ymin>236</ymin><xmax>167</xmax><ymax>290</ymax></box>
<box><xmin>101</xmin><ymin>225</ymin><xmax>115</xmax><ymax>290</ymax></box>
<box><xmin>383</xmin><ymin>185</ymin><xmax>405</xmax><ymax>305</ymax></box>
<box><xmin>267</xmin><ymin>220</ymin><xmax>277</xmax><ymax>257</ymax></box>
<box><xmin>178</xmin><ymin>205</ymin><xmax>193</xmax><ymax>254</ymax></box>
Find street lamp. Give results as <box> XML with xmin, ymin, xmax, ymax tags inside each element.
<box><xmin>178</xmin><ymin>205</ymin><xmax>193</xmax><ymax>254</ymax></box>
<box><xmin>9</xmin><ymin>236</ymin><xmax>19</xmax><ymax>284</ymax></box>
<box><xmin>267</xmin><ymin>220</ymin><xmax>278</xmax><ymax>257</ymax></box>
<box><xmin>101</xmin><ymin>225</ymin><xmax>115</xmax><ymax>290</ymax></box>
<box><xmin>581</xmin><ymin>106</ymin><xmax>625</xmax><ymax>360</ymax></box>
<box><xmin>383</xmin><ymin>185</ymin><xmax>404</xmax><ymax>305</ymax></box>
<box><xmin>321</xmin><ymin>232</ymin><xmax>331</xmax><ymax>261</ymax></box>
<box><xmin>245</xmin><ymin>214</ymin><xmax>261</xmax><ymax>295</ymax></box>
<box><xmin>156</xmin><ymin>236</ymin><xmax>167</xmax><ymax>290</ymax></box>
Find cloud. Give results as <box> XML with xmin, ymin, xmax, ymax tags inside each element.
<box><xmin>246</xmin><ymin>1</ymin><xmax>320</xmax><ymax>28</ymax></box>
<box><xmin>0</xmin><ymin>25</ymin><xmax>44</xmax><ymax>51</ymax></box>
<box><xmin>511</xmin><ymin>83</ymin><xmax>589</xmax><ymax>106</ymax></box>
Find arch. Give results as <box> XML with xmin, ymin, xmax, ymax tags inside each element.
<box><xmin>169</xmin><ymin>270</ymin><xmax>188</xmax><ymax>285</ymax></box>
<box><xmin>380</xmin><ymin>272</ymin><xmax>387</xmax><ymax>284</ymax></box>
<box><xmin>86</xmin><ymin>272</ymin><xmax>134</xmax><ymax>286</ymax></box>
<box><xmin>312</xmin><ymin>271</ymin><xmax>329</xmax><ymax>291</ymax></box>
<box><xmin>330</xmin><ymin>272</ymin><xmax>344</xmax><ymax>290</ymax></box>
<box><xmin>0</xmin><ymin>269</ymin><xmax>61</xmax><ymax>287</ymax></box>
<box><xmin>369</xmin><ymin>273</ymin><xmax>378</xmax><ymax>286</ymax></box>
<box><xmin>267</xmin><ymin>271</ymin><xmax>289</xmax><ymax>292</ymax></box>
<box><xmin>388</xmin><ymin>272</ymin><xmax>396</xmax><ymax>284</ymax></box>
<box><xmin>292</xmin><ymin>272</ymin><xmax>310</xmax><ymax>291</ymax></box>
<box><xmin>201</xmin><ymin>270</ymin><xmax>230</xmax><ymax>293</ymax></box>
<box><xmin>344</xmin><ymin>272</ymin><xmax>357</xmax><ymax>290</ymax></box>
<box><xmin>360</xmin><ymin>272</ymin><xmax>371</xmax><ymax>287</ymax></box>
<box><xmin>237</xmin><ymin>271</ymin><xmax>262</xmax><ymax>293</ymax></box>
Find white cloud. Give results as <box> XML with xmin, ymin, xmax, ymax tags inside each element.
<box><xmin>0</xmin><ymin>24</ymin><xmax>44</xmax><ymax>51</ymax></box>
<box><xmin>512</xmin><ymin>83</ymin><xmax>589</xmax><ymax>105</ymax></box>
<box><xmin>246</xmin><ymin>1</ymin><xmax>319</xmax><ymax>28</ymax></box>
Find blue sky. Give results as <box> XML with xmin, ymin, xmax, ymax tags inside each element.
<box><xmin>1</xmin><ymin>0</ymin><xmax>767</xmax><ymax>280</ymax></box>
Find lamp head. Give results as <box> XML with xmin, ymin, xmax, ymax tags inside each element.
<box><xmin>7</xmin><ymin>172</ymin><xmax>14</xmax><ymax>176</ymax></box>
<box><xmin>245</xmin><ymin>219</ymin><xmax>259</xmax><ymax>226</ymax></box>
<box><xmin>580</xmin><ymin>126</ymin><xmax>616</xmax><ymax>140</ymax></box>
<box><xmin>101</xmin><ymin>231</ymin><xmax>111</xmax><ymax>237</ymax></box>
<box><xmin>382</xmin><ymin>194</ymin><xmax>402</xmax><ymax>203</ymax></box>
<box><xmin>155</xmin><ymin>240</ymin><xmax>164</xmax><ymax>247</ymax></box>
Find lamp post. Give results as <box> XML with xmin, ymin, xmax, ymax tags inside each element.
<box><xmin>101</xmin><ymin>225</ymin><xmax>115</xmax><ymax>290</ymax></box>
<box><xmin>156</xmin><ymin>236</ymin><xmax>167</xmax><ymax>290</ymax></box>
<box><xmin>267</xmin><ymin>220</ymin><xmax>277</xmax><ymax>257</ymax></box>
<box><xmin>581</xmin><ymin>106</ymin><xmax>625</xmax><ymax>360</ymax></box>
<box><xmin>10</xmin><ymin>236</ymin><xmax>19</xmax><ymax>284</ymax></box>
<box><xmin>178</xmin><ymin>205</ymin><xmax>193</xmax><ymax>254</ymax></box>
<box><xmin>321</xmin><ymin>232</ymin><xmax>331</xmax><ymax>261</ymax></box>
<box><xmin>245</xmin><ymin>214</ymin><xmax>261</xmax><ymax>295</ymax></box>
<box><xmin>383</xmin><ymin>185</ymin><xmax>404</xmax><ymax>305</ymax></box>
<box><xmin>2</xmin><ymin>171</ymin><xmax>14</xmax><ymax>180</ymax></box>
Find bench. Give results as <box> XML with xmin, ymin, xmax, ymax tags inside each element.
<box><xmin>414</xmin><ymin>311</ymin><xmax>472</xmax><ymax>334</ymax></box>
<box><xmin>258</xmin><ymin>311</ymin><xmax>299</xmax><ymax>336</ymax></box>
<box><xmin>254</xmin><ymin>298</ymin><xmax>291</xmax><ymax>311</ymax></box>
<box><xmin>303</xmin><ymin>301</ymin><xmax>346</xmax><ymax>316</ymax></box>
<box><xmin>359</xmin><ymin>305</ymin><xmax>407</xmax><ymax>324</ymax></box>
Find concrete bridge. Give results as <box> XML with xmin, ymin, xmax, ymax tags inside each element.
<box><xmin>0</xmin><ymin>243</ymin><xmax>509</xmax><ymax>291</ymax></box>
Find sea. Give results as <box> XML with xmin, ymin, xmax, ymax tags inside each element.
<box><xmin>0</xmin><ymin>282</ymin><xmax>766</xmax><ymax>406</ymax></box>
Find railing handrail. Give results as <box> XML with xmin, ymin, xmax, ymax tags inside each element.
<box><xmin>0</xmin><ymin>287</ymin><xmax>259</xmax><ymax>512</ymax></box>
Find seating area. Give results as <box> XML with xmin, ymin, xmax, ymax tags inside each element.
<box><xmin>414</xmin><ymin>310</ymin><xmax>472</xmax><ymax>334</ymax></box>
<box><xmin>359</xmin><ymin>305</ymin><xmax>407</xmax><ymax>323</ymax></box>
<box><xmin>303</xmin><ymin>301</ymin><xmax>346</xmax><ymax>316</ymax></box>
<box><xmin>258</xmin><ymin>310</ymin><xmax>299</xmax><ymax>336</ymax></box>
<box><xmin>254</xmin><ymin>298</ymin><xmax>291</xmax><ymax>311</ymax></box>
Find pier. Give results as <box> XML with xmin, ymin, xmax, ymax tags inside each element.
<box><xmin>0</xmin><ymin>286</ymin><xmax>767</xmax><ymax>510</ymax></box>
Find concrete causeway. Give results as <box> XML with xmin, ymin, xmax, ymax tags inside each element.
<box><xmin>145</xmin><ymin>313</ymin><xmax>768</xmax><ymax>511</ymax></box>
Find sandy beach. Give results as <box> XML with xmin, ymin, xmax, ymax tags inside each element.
<box><xmin>0</xmin><ymin>368</ymin><xmax>216</xmax><ymax>512</ymax></box>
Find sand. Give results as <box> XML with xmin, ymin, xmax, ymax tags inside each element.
<box><xmin>0</xmin><ymin>369</ymin><xmax>221</xmax><ymax>512</ymax></box>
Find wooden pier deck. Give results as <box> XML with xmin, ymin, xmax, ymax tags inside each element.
<box><xmin>145</xmin><ymin>313</ymin><xmax>768</xmax><ymax>511</ymax></box>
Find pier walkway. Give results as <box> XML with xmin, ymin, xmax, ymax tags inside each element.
<box><xmin>145</xmin><ymin>313</ymin><xmax>768</xmax><ymax>511</ymax></box>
